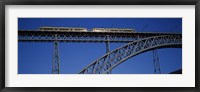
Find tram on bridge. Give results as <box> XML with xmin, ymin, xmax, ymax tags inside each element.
<box><xmin>39</xmin><ymin>27</ymin><xmax>135</xmax><ymax>33</ymax></box>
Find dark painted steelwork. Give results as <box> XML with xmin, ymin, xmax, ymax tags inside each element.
<box><xmin>79</xmin><ymin>35</ymin><xmax>182</xmax><ymax>74</ymax></box>
<box><xmin>153</xmin><ymin>49</ymin><xmax>161</xmax><ymax>74</ymax></box>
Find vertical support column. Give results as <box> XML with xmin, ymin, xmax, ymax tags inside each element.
<box><xmin>52</xmin><ymin>34</ymin><xmax>60</xmax><ymax>74</ymax></box>
<box><xmin>105</xmin><ymin>35</ymin><xmax>111</xmax><ymax>74</ymax></box>
<box><xmin>106</xmin><ymin>41</ymin><xmax>110</xmax><ymax>53</ymax></box>
<box><xmin>153</xmin><ymin>49</ymin><xmax>161</xmax><ymax>74</ymax></box>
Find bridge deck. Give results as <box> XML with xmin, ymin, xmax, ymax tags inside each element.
<box><xmin>18</xmin><ymin>30</ymin><xmax>182</xmax><ymax>42</ymax></box>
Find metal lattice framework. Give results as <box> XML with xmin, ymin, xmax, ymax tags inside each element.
<box><xmin>18</xmin><ymin>31</ymin><xmax>181</xmax><ymax>42</ymax></box>
<box><xmin>79</xmin><ymin>35</ymin><xmax>182</xmax><ymax>74</ymax></box>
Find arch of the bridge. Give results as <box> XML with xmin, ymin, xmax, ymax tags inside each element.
<box><xmin>79</xmin><ymin>35</ymin><xmax>182</xmax><ymax>74</ymax></box>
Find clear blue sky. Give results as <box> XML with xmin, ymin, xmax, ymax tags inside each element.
<box><xmin>18</xmin><ymin>18</ymin><xmax>182</xmax><ymax>74</ymax></box>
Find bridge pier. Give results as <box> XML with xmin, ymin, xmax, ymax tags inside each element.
<box><xmin>105</xmin><ymin>35</ymin><xmax>111</xmax><ymax>74</ymax></box>
<box><xmin>52</xmin><ymin>34</ymin><xmax>60</xmax><ymax>74</ymax></box>
<box><xmin>153</xmin><ymin>49</ymin><xmax>161</xmax><ymax>74</ymax></box>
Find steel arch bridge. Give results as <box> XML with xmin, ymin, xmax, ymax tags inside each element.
<box><xmin>79</xmin><ymin>35</ymin><xmax>182</xmax><ymax>74</ymax></box>
<box><xmin>18</xmin><ymin>31</ymin><xmax>182</xmax><ymax>74</ymax></box>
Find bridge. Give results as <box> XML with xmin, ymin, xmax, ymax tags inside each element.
<box><xmin>18</xmin><ymin>30</ymin><xmax>182</xmax><ymax>74</ymax></box>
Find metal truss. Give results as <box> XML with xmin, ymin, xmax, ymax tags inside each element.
<box><xmin>79</xmin><ymin>35</ymin><xmax>182</xmax><ymax>74</ymax></box>
<box><xmin>18</xmin><ymin>30</ymin><xmax>181</xmax><ymax>42</ymax></box>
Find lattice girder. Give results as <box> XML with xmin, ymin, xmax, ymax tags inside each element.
<box><xmin>79</xmin><ymin>35</ymin><xmax>182</xmax><ymax>74</ymax></box>
<box><xmin>18</xmin><ymin>31</ymin><xmax>181</xmax><ymax>43</ymax></box>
